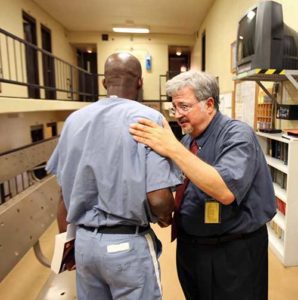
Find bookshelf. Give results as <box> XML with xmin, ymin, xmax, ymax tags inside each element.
<box><xmin>256</xmin><ymin>103</ymin><xmax>273</xmax><ymax>130</ymax></box>
<box><xmin>256</xmin><ymin>132</ymin><xmax>298</xmax><ymax>266</ymax></box>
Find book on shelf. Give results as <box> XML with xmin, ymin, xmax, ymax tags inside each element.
<box><xmin>276</xmin><ymin>196</ymin><xmax>286</xmax><ymax>215</ymax></box>
<box><xmin>269</xmin><ymin>220</ymin><xmax>284</xmax><ymax>241</ymax></box>
<box><xmin>269</xmin><ymin>167</ymin><xmax>287</xmax><ymax>189</ymax></box>
<box><xmin>284</xmin><ymin>129</ymin><xmax>298</xmax><ymax>136</ymax></box>
<box><xmin>51</xmin><ymin>223</ymin><xmax>76</xmax><ymax>274</ymax></box>
<box><xmin>282</xmin><ymin>129</ymin><xmax>298</xmax><ymax>141</ymax></box>
<box><xmin>267</xmin><ymin>139</ymin><xmax>288</xmax><ymax>164</ymax></box>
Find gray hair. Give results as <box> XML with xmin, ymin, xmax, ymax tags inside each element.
<box><xmin>166</xmin><ymin>70</ymin><xmax>220</xmax><ymax>110</ymax></box>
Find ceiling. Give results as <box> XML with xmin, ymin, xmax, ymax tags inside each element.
<box><xmin>33</xmin><ymin>0</ymin><xmax>215</xmax><ymax>35</ymax></box>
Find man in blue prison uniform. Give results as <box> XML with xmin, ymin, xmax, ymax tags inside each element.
<box><xmin>46</xmin><ymin>52</ymin><xmax>182</xmax><ymax>300</ymax></box>
<box><xmin>130</xmin><ymin>70</ymin><xmax>276</xmax><ymax>300</ymax></box>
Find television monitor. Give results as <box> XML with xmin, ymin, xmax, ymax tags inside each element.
<box><xmin>236</xmin><ymin>0</ymin><xmax>298</xmax><ymax>73</ymax></box>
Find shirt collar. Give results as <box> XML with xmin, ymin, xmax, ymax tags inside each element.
<box><xmin>183</xmin><ymin>111</ymin><xmax>224</xmax><ymax>148</ymax></box>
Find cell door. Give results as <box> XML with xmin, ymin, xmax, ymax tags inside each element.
<box><xmin>77</xmin><ymin>50</ymin><xmax>98</xmax><ymax>102</ymax></box>
<box><xmin>23</xmin><ymin>12</ymin><xmax>40</xmax><ymax>99</ymax></box>
<box><xmin>41</xmin><ymin>25</ymin><xmax>56</xmax><ymax>99</ymax></box>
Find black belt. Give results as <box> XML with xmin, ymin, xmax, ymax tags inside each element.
<box><xmin>178</xmin><ymin>225</ymin><xmax>266</xmax><ymax>245</ymax></box>
<box><xmin>79</xmin><ymin>224</ymin><xmax>150</xmax><ymax>234</ymax></box>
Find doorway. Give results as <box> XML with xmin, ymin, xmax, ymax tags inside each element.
<box><xmin>30</xmin><ymin>125</ymin><xmax>47</xmax><ymax>179</ymax></box>
<box><xmin>41</xmin><ymin>25</ymin><xmax>56</xmax><ymax>99</ymax></box>
<box><xmin>77</xmin><ymin>49</ymin><xmax>98</xmax><ymax>101</ymax></box>
<box><xmin>46</xmin><ymin>122</ymin><xmax>57</xmax><ymax>137</ymax></box>
<box><xmin>168</xmin><ymin>46</ymin><xmax>191</xmax><ymax>79</ymax></box>
<box><xmin>23</xmin><ymin>11</ymin><xmax>40</xmax><ymax>99</ymax></box>
<box><xmin>201</xmin><ymin>31</ymin><xmax>206</xmax><ymax>71</ymax></box>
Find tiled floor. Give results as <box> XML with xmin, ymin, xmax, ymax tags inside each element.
<box><xmin>1</xmin><ymin>222</ymin><xmax>298</xmax><ymax>300</ymax></box>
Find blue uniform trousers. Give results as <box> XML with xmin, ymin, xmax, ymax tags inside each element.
<box><xmin>75</xmin><ymin>226</ymin><xmax>162</xmax><ymax>300</ymax></box>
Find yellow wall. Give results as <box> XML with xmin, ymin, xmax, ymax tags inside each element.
<box><xmin>1</xmin><ymin>0</ymin><xmax>297</xmax><ymax>100</ymax></box>
<box><xmin>68</xmin><ymin>32</ymin><xmax>194</xmax><ymax>100</ymax></box>
<box><xmin>0</xmin><ymin>0</ymin><xmax>77</xmax><ymax>98</ymax></box>
<box><xmin>0</xmin><ymin>0</ymin><xmax>195</xmax><ymax>101</ymax></box>
<box><xmin>191</xmin><ymin>0</ymin><xmax>298</xmax><ymax>129</ymax></box>
<box><xmin>1</xmin><ymin>0</ymin><xmax>298</xmax><ymax>146</ymax></box>
<box><xmin>0</xmin><ymin>111</ymin><xmax>70</xmax><ymax>152</ymax></box>
<box><xmin>192</xmin><ymin>0</ymin><xmax>298</xmax><ymax>94</ymax></box>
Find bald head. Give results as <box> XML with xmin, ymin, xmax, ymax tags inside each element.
<box><xmin>103</xmin><ymin>52</ymin><xmax>142</xmax><ymax>100</ymax></box>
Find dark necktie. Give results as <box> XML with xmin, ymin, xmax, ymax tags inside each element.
<box><xmin>171</xmin><ymin>139</ymin><xmax>199</xmax><ymax>241</ymax></box>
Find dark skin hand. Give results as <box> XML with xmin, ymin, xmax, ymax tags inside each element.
<box><xmin>147</xmin><ymin>189</ymin><xmax>175</xmax><ymax>227</ymax></box>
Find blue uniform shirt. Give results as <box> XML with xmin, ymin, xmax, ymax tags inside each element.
<box><xmin>46</xmin><ymin>97</ymin><xmax>182</xmax><ymax>227</ymax></box>
<box><xmin>180</xmin><ymin>112</ymin><xmax>276</xmax><ymax>236</ymax></box>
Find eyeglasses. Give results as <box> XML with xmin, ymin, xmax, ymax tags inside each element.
<box><xmin>169</xmin><ymin>101</ymin><xmax>201</xmax><ymax>115</ymax></box>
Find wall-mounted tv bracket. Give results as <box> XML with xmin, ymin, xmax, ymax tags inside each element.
<box><xmin>234</xmin><ymin>69</ymin><xmax>298</xmax><ymax>104</ymax></box>
<box><xmin>234</xmin><ymin>69</ymin><xmax>298</xmax><ymax>131</ymax></box>
<box><xmin>285</xmin><ymin>70</ymin><xmax>298</xmax><ymax>90</ymax></box>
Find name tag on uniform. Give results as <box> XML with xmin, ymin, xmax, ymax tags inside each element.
<box><xmin>204</xmin><ymin>200</ymin><xmax>221</xmax><ymax>224</ymax></box>
<box><xmin>107</xmin><ymin>242</ymin><xmax>130</xmax><ymax>253</ymax></box>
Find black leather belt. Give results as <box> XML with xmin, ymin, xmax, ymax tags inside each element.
<box><xmin>178</xmin><ymin>225</ymin><xmax>266</xmax><ymax>245</ymax></box>
<box><xmin>79</xmin><ymin>224</ymin><xmax>150</xmax><ymax>234</ymax></box>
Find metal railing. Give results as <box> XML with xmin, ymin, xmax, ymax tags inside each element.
<box><xmin>0</xmin><ymin>28</ymin><xmax>99</xmax><ymax>101</ymax></box>
<box><xmin>0</xmin><ymin>28</ymin><xmax>173</xmax><ymax>110</ymax></box>
<box><xmin>0</xmin><ymin>136</ymin><xmax>58</xmax><ymax>204</ymax></box>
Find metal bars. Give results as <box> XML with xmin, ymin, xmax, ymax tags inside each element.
<box><xmin>0</xmin><ymin>28</ymin><xmax>99</xmax><ymax>101</ymax></box>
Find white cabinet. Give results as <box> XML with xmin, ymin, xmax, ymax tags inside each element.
<box><xmin>257</xmin><ymin>132</ymin><xmax>298</xmax><ymax>266</ymax></box>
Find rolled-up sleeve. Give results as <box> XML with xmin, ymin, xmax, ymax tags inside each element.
<box><xmin>214</xmin><ymin>129</ymin><xmax>258</xmax><ymax>205</ymax></box>
<box><xmin>46</xmin><ymin>146</ymin><xmax>59</xmax><ymax>175</ymax></box>
<box><xmin>146</xmin><ymin>147</ymin><xmax>182</xmax><ymax>192</ymax></box>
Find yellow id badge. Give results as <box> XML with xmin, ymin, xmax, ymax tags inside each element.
<box><xmin>204</xmin><ymin>201</ymin><xmax>221</xmax><ymax>224</ymax></box>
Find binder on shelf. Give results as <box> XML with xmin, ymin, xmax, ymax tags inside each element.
<box><xmin>276</xmin><ymin>196</ymin><xmax>286</xmax><ymax>215</ymax></box>
<box><xmin>51</xmin><ymin>224</ymin><xmax>76</xmax><ymax>274</ymax></box>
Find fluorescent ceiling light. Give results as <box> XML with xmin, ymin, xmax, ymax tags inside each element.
<box><xmin>113</xmin><ymin>27</ymin><xmax>150</xmax><ymax>33</ymax></box>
